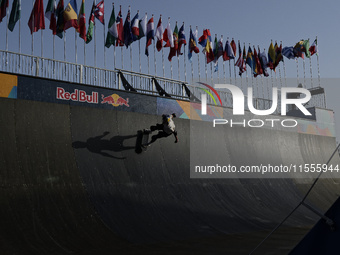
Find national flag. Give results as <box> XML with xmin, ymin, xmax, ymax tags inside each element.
<box><xmin>94</xmin><ymin>0</ymin><xmax>104</xmax><ymax>25</ymax></box>
<box><xmin>8</xmin><ymin>0</ymin><xmax>21</xmax><ymax>32</ymax></box>
<box><xmin>253</xmin><ymin>47</ymin><xmax>263</xmax><ymax>77</ymax></box>
<box><xmin>178</xmin><ymin>23</ymin><xmax>186</xmax><ymax>55</ymax></box>
<box><xmin>64</xmin><ymin>0</ymin><xmax>78</xmax><ymax>30</ymax></box>
<box><xmin>45</xmin><ymin>0</ymin><xmax>55</xmax><ymax>21</ymax></box>
<box><xmin>123</xmin><ymin>7</ymin><xmax>133</xmax><ymax>48</ymax></box>
<box><xmin>235</xmin><ymin>41</ymin><xmax>245</xmax><ymax>75</ymax></box>
<box><xmin>267</xmin><ymin>41</ymin><xmax>275</xmax><ymax>69</ymax></box>
<box><xmin>223</xmin><ymin>39</ymin><xmax>235</xmax><ymax>61</ymax></box>
<box><xmin>115</xmin><ymin>6</ymin><xmax>124</xmax><ymax>46</ymax></box>
<box><xmin>273</xmin><ymin>43</ymin><xmax>283</xmax><ymax>70</ymax></box>
<box><xmin>0</xmin><ymin>0</ymin><xmax>8</xmax><ymax>23</ymax></box>
<box><xmin>230</xmin><ymin>39</ymin><xmax>236</xmax><ymax>57</ymax></box>
<box><xmin>309</xmin><ymin>38</ymin><xmax>318</xmax><ymax>56</ymax></box>
<box><xmin>163</xmin><ymin>20</ymin><xmax>174</xmax><ymax>48</ymax></box>
<box><xmin>131</xmin><ymin>12</ymin><xmax>139</xmax><ymax>41</ymax></box>
<box><xmin>213</xmin><ymin>36</ymin><xmax>218</xmax><ymax>59</ymax></box>
<box><xmin>258</xmin><ymin>47</ymin><xmax>269</xmax><ymax>77</ymax></box>
<box><xmin>28</xmin><ymin>0</ymin><xmax>45</xmax><ymax>34</ymax></box>
<box><xmin>105</xmin><ymin>3</ymin><xmax>116</xmax><ymax>48</ymax></box>
<box><xmin>86</xmin><ymin>1</ymin><xmax>95</xmax><ymax>44</ymax></box>
<box><xmin>216</xmin><ymin>36</ymin><xmax>224</xmax><ymax>60</ymax></box>
<box><xmin>188</xmin><ymin>27</ymin><xmax>199</xmax><ymax>61</ymax></box>
<box><xmin>246</xmin><ymin>46</ymin><xmax>255</xmax><ymax>75</ymax></box>
<box><xmin>168</xmin><ymin>23</ymin><xmax>179</xmax><ymax>61</ymax></box>
<box><xmin>293</xmin><ymin>40</ymin><xmax>304</xmax><ymax>59</ymax></box>
<box><xmin>55</xmin><ymin>0</ymin><xmax>64</xmax><ymax>38</ymax></box>
<box><xmin>205</xmin><ymin>36</ymin><xmax>214</xmax><ymax>64</ymax></box>
<box><xmin>45</xmin><ymin>0</ymin><xmax>56</xmax><ymax>35</ymax></box>
<box><xmin>78</xmin><ymin>0</ymin><xmax>86</xmax><ymax>41</ymax></box>
<box><xmin>145</xmin><ymin>16</ymin><xmax>154</xmax><ymax>56</ymax></box>
<box><xmin>198</xmin><ymin>29</ymin><xmax>212</xmax><ymax>48</ymax></box>
<box><xmin>138</xmin><ymin>13</ymin><xmax>147</xmax><ymax>39</ymax></box>
<box><xmin>282</xmin><ymin>46</ymin><xmax>295</xmax><ymax>59</ymax></box>
<box><xmin>213</xmin><ymin>36</ymin><xmax>222</xmax><ymax>72</ymax></box>
<box><xmin>242</xmin><ymin>45</ymin><xmax>247</xmax><ymax>73</ymax></box>
<box><xmin>303</xmin><ymin>39</ymin><xmax>310</xmax><ymax>58</ymax></box>
<box><xmin>234</xmin><ymin>41</ymin><xmax>241</xmax><ymax>64</ymax></box>
<box><xmin>155</xmin><ymin>16</ymin><xmax>163</xmax><ymax>51</ymax></box>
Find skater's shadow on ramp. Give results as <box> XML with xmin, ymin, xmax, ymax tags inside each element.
<box><xmin>72</xmin><ymin>132</ymin><xmax>139</xmax><ymax>159</ymax></box>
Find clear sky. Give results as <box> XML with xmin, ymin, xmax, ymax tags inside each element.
<box><xmin>1</xmin><ymin>0</ymin><xmax>340</xmax><ymax>140</ymax></box>
<box><xmin>1</xmin><ymin>0</ymin><xmax>338</xmax><ymax>77</ymax></box>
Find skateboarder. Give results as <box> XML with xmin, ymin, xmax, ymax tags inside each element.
<box><xmin>144</xmin><ymin>113</ymin><xmax>179</xmax><ymax>146</ymax></box>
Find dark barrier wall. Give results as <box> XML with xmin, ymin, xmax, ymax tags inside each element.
<box><xmin>1</xmin><ymin>72</ymin><xmax>340</xmax><ymax>254</ymax></box>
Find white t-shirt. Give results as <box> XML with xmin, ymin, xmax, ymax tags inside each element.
<box><xmin>163</xmin><ymin>115</ymin><xmax>175</xmax><ymax>134</ymax></box>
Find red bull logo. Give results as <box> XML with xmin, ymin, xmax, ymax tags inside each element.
<box><xmin>101</xmin><ymin>94</ymin><xmax>129</xmax><ymax>107</ymax></box>
<box><xmin>56</xmin><ymin>87</ymin><xmax>98</xmax><ymax>104</ymax></box>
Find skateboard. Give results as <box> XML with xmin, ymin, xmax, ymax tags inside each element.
<box><xmin>141</xmin><ymin>130</ymin><xmax>150</xmax><ymax>151</ymax></box>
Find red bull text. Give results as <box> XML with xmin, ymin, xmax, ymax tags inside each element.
<box><xmin>57</xmin><ymin>87</ymin><xmax>98</xmax><ymax>104</ymax></box>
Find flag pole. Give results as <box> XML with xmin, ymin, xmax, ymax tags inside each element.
<box><xmin>19</xmin><ymin>15</ymin><xmax>21</xmax><ymax>72</ymax></box>
<box><xmin>190</xmin><ymin>25</ymin><xmax>193</xmax><ymax>84</ymax></box>
<box><xmin>232</xmin><ymin>38</ymin><xmax>237</xmax><ymax>86</ymax></box>
<box><xmin>94</xmin><ymin>3</ymin><xmax>97</xmax><ymax>68</ymax></box>
<box><xmin>308</xmin><ymin>38</ymin><xmax>314</xmax><ymax>88</ymax></box>
<box><xmin>154</xmin><ymin>40</ymin><xmax>157</xmax><ymax>75</ymax></box>
<box><xmin>75</xmin><ymin>30</ymin><xmax>77</xmax><ymax>63</ymax></box>
<box><xmin>84</xmin><ymin>39</ymin><xmax>86</xmax><ymax>65</ymax></box>
<box><xmin>228</xmin><ymin>37</ymin><xmax>232</xmax><ymax>85</ymax></box>
<box><xmin>113</xmin><ymin>44</ymin><xmax>116</xmax><ymax>69</ymax></box>
<box><xmin>5</xmin><ymin>5</ymin><xmax>9</xmax><ymax>71</ymax></box>
<box><xmin>223</xmin><ymin>38</ymin><xmax>226</xmax><ymax>83</ymax></box>
<box><xmin>281</xmin><ymin>41</ymin><xmax>287</xmax><ymax>87</ymax></box>
<box><xmin>104</xmin><ymin>16</ymin><xmax>106</xmax><ymax>70</ymax></box>
<box><xmin>238</xmin><ymin>40</ymin><xmax>242</xmax><ymax>91</ymax></box>
<box><xmin>216</xmin><ymin>34</ymin><xmax>220</xmax><ymax>84</ymax></box>
<box><xmin>41</xmin><ymin>29</ymin><xmax>43</xmax><ymax>75</ymax></box>
<box><xmin>316</xmin><ymin>36</ymin><xmax>320</xmax><ymax>87</ymax></box>
<box><xmin>169</xmin><ymin>17</ymin><xmax>173</xmax><ymax>79</ymax></box>
<box><xmin>278</xmin><ymin>42</ymin><xmax>283</xmax><ymax>89</ymax></box>
<box><xmin>31</xmin><ymin>0</ymin><xmax>34</xmax><ymax>56</ymax></box>
<box><xmin>303</xmin><ymin>53</ymin><xmax>306</xmax><ymax>88</ymax></box>
<box><xmin>130</xmin><ymin>9</ymin><xmax>134</xmax><ymax>74</ymax></box>
<box><xmin>296</xmin><ymin>57</ymin><xmax>299</xmax><ymax>85</ymax></box>
<box><xmin>196</xmin><ymin>26</ymin><xmax>200</xmax><ymax>82</ymax></box>
<box><xmin>138</xmin><ymin>40</ymin><xmax>141</xmax><ymax>73</ymax></box>
<box><xmin>153</xmin><ymin>14</ymin><xmax>158</xmax><ymax>76</ymax></box>
<box><xmin>263</xmin><ymin>48</ymin><xmax>270</xmax><ymax>99</ymax></box>
<box><xmin>121</xmin><ymin>5</ymin><xmax>123</xmax><ymax>70</ymax></box>
<box><xmin>130</xmin><ymin>45</ymin><xmax>133</xmax><ymax>72</ymax></box>
<box><xmin>177</xmin><ymin>21</ymin><xmax>180</xmax><ymax>80</ymax></box>
<box><xmin>183</xmin><ymin>22</ymin><xmax>187</xmax><ymax>82</ymax></box>
<box><xmin>161</xmin><ymin>17</ymin><xmax>165</xmax><ymax>77</ymax></box>
<box><xmin>19</xmin><ymin>8</ymin><xmax>21</xmax><ymax>53</ymax></box>
<box><xmin>259</xmin><ymin>46</ymin><xmax>265</xmax><ymax>99</ymax></box>
<box><xmin>6</xmin><ymin>6</ymin><xmax>9</xmax><ymax>51</ymax></box>
<box><xmin>64</xmin><ymin>31</ymin><xmax>67</xmax><ymax>78</ymax></box>
<box><xmin>210</xmin><ymin>62</ymin><xmax>213</xmax><ymax>85</ymax></box>
<box><xmin>184</xmin><ymin>46</ymin><xmax>187</xmax><ymax>82</ymax></box>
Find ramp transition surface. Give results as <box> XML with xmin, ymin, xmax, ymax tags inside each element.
<box><xmin>1</xmin><ymin>97</ymin><xmax>340</xmax><ymax>254</ymax></box>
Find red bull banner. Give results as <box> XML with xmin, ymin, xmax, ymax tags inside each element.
<box><xmin>17</xmin><ymin>75</ymin><xmax>157</xmax><ymax>114</ymax></box>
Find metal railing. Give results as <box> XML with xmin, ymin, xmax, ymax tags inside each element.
<box><xmin>0</xmin><ymin>49</ymin><xmax>326</xmax><ymax>114</ymax></box>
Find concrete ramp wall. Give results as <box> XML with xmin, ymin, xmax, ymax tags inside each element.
<box><xmin>1</xmin><ymin>73</ymin><xmax>340</xmax><ymax>254</ymax></box>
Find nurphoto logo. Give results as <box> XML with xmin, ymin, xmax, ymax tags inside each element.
<box><xmin>200</xmin><ymin>84</ymin><xmax>312</xmax><ymax>128</ymax></box>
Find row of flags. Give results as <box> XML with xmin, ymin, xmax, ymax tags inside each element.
<box><xmin>1</xmin><ymin>0</ymin><xmax>319</xmax><ymax>78</ymax></box>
